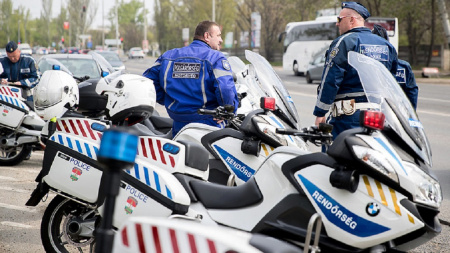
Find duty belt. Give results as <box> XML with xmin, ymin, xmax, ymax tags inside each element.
<box><xmin>331</xmin><ymin>99</ymin><xmax>380</xmax><ymax>117</ymax></box>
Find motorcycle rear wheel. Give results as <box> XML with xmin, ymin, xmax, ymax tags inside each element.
<box><xmin>0</xmin><ymin>143</ymin><xmax>32</xmax><ymax>166</ymax></box>
<box><xmin>41</xmin><ymin>195</ymin><xmax>99</xmax><ymax>253</ymax></box>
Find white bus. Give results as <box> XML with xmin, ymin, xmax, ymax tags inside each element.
<box><xmin>279</xmin><ymin>16</ymin><xmax>399</xmax><ymax>76</ymax></box>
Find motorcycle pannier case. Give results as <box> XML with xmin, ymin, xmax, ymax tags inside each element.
<box><xmin>0</xmin><ymin>87</ymin><xmax>29</xmax><ymax>129</ymax></box>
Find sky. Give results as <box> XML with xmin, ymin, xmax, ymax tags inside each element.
<box><xmin>13</xmin><ymin>0</ymin><xmax>153</xmax><ymax>29</ymax></box>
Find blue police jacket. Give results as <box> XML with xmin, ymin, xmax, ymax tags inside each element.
<box><xmin>314</xmin><ymin>27</ymin><xmax>398</xmax><ymax>117</ymax></box>
<box><xmin>0</xmin><ymin>55</ymin><xmax>40</xmax><ymax>89</ymax></box>
<box><xmin>395</xmin><ymin>59</ymin><xmax>418</xmax><ymax>110</ymax></box>
<box><xmin>143</xmin><ymin>40</ymin><xmax>238</xmax><ymax>131</ymax></box>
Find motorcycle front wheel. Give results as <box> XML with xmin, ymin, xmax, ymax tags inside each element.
<box><xmin>0</xmin><ymin>143</ymin><xmax>32</xmax><ymax>166</ymax></box>
<box><xmin>41</xmin><ymin>195</ymin><xmax>99</xmax><ymax>253</ymax></box>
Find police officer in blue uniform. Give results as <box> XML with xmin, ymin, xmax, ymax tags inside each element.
<box><xmin>314</xmin><ymin>2</ymin><xmax>398</xmax><ymax>139</ymax></box>
<box><xmin>372</xmin><ymin>24</ymin><xmax>418</xmax><ymax>110</ymax></box>
<box><xmin>143</xmin><ymin>21</ymin><xmax>239</xmax><ymax>137</ymax></box>
<box><xmin>0</xmin><ymin>41</ymin><xmax>40</xmax><ymax>102</ymax></box>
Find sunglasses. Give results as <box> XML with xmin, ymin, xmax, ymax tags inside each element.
<box><xmin>337</xmin><ymin>16</ymin><xmax>354</xmax><ymax>23</ymax></box>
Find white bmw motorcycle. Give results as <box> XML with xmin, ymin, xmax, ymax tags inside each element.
<box><xmin>0</xmin><ymin>75</ymin><xmax>45</xmax><ymax>165</ymax></box>
<box><xmin>27</xmin><ymin>52</ymin><xmax>441</xmax><ymax>253</ymax></box>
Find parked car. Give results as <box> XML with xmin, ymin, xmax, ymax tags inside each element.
<box><xmin>18</xmin><ymin>43</ymin><xmax>32</xmax><ymax>55</ymax></box>
<box><xmin>47</xmin><ymin>47</ymin><xmax>57</xmax><ymax>54</ymax></box>
<box><xmin>305</xmin><ymin>48</ymin><xmax>327</xmax><ymax>84</ymax></box>
<box><xmin>36</xmin><ymin>47</ymin><xmax>48</xmax><ymax>55</ymax></box>
<box><xmin>37</xmin><ymin>53</ymin><xmax>116</xmax><ymax>117</ymax></box>
<box><xmin>93</xmin><ymin>51</ymin><xmax>126</xmax><ymax>71</ymax></box>
<box><xmin>128</xmin><ymin>47</ymin><xmax>145</xmax><ymax>59</ymax></box>
<box><xmin>67</xmin><ymin>47</ymin><xmax>80</xmax><ymax>54</ymax></box>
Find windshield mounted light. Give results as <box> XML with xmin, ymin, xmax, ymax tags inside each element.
<box><xmin>260</xmin><ymin>97</ymin><xmax>276</xmax><ymax>111</ymax></box>
<box><xmin>360</xmin><ymin>110</ymin><xmax>385</xmax><ymax>130</ymax></box>
<box><xmin>52</xmin><ymin>65</ymin><xmax>61</xmax><ymax>70</ymax></box>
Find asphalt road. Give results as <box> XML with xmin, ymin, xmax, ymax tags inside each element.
<box><xmin>0</xmin><ymin>56</ymin><xmax>449</xmax><ymax>252</ymax></box>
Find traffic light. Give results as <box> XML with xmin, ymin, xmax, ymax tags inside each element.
<box><xmin>61</xmin><ymin>37</ymin><xmax>65</xmax><ymax>44</ymax></box>
<box><xmin>120</xmin><ymin>37</ymin><xmax>124</xmax><ymax>43</ymax></box>
<box><xmin>82</xmin><ymin>6</ymin><xmax>86</xmax><ymax>12</ymax></box>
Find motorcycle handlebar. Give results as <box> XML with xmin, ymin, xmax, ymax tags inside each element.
<box><xmin>197</xmin><ymin>108</ymin><xmax>217</xmax><ymax>115</ymax></box>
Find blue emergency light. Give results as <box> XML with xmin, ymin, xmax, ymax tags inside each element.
<box><xmin>98</xmin><ymin>128</ymin><xmax>138</xmax><ymax>165</ymax></box>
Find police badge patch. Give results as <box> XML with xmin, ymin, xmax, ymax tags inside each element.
<box><xmin>330</xmin><ymin>48</ymin><xmax>339</xmax><ymax>59</ymax></box>
<box><xmin>222</xmin><ymin>60</ymin><xmax>231</xmax><ymax>71</ymax></box>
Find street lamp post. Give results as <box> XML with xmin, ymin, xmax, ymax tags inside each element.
<box><xmin>18</xmin><ymin>20</ymin><xmax>21</xmax><ymax>43</ymax></box>
<box><xmin>212</xmin><ymin>0</ymin><xmax>215</xmax><ymax>21</ymax></box>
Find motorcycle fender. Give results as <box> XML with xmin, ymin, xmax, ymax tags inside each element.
<box><xmin>296</xmin><ymin>165</ymin><xmax>424</xmax><ymax>249</ymax></box>
<box><xmin>25</xmin><ymin>181</ymin><xmax>50</xmax><ymax>206</ymax></box>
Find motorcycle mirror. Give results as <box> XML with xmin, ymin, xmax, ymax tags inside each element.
<box><xmin>319</xmin><ymin>123</ymin><xmax>333</xmax><ymax>134</ymax></box>
<box><xmin>224</xmin><ymin>104</ymin><xmax>235</xmax><ymax>113</ymax></box>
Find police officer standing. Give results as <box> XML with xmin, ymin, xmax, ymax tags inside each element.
<box><xmin>143</xmin><ymin>20</ymin><xmax>239</xmax><ymax>137</ymax></box>
<box><xmin>372</xmin><ymin>24</ymin><xmax>418</xmax><ymax>110</ymax></box>
<box><xmin>314</xmin><ymin>2</ymin><xmax>398</xmax><ymax>139</ymax></box>
<box><xmin>0</xmin><ymin>41</ymin><xmax>40</xmax><ymax>102</ymax></box>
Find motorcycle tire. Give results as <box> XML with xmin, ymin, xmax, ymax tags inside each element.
<box><xmin>0</xmin><ymin>144</ymin><xmax>32</xmax><ymax>166</ymax></box>
<box><xmin>41</xmin><ymin>195</ymin><xmax>98</xmax><ymax>253</ymax></box>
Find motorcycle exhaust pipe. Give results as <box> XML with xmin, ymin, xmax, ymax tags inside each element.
<box><xmin>1</xmin><ymin>136</ymin><xmax>39</xmax><ymax>147</ymax></box>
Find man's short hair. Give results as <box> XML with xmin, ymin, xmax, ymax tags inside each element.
<box><xmin>194</xmin><ymin>21</ymin><xmax>219</xmax><ymax>40</ymax></box>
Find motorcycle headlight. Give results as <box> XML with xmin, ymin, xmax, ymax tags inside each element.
<box><xmin>352</xmin><ymin>145</ymin><xmax>399</xmax><ymax>183</ymax></box>
<box><xmin>254</xmin><ymin>117</ymin><xmax>288</xmax><ymax>146</ymax></box>
<box><xmin>403</xmin><ymin>162</ymin><xmax>442</xmax><ymax>208</ymax></box>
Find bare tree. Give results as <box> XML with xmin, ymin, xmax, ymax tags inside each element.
<box><xmin>67</xmin><ymin>0</ymin><xmax>98</xmax><ymax>47</ymax></box>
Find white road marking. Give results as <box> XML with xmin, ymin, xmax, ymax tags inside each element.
<box><xmin>0</xmin><ymin>186</ymin><xmax>29</xmax><ymax>193</ymax></box>
<box><xmin>419</xmin><ymin>97</ymin><xmax>450</xmax><ymax>103</ymax></box>
<box><xmin>0</xmin><ymin>203</ymin><xmax>37</xmax><ymax>213</ymax></box>
<box><xmin>289</xmin><ymin>91</ymin><xmax>450</xmax><ymax>117</ymax></box>
<box><xmin>0</xmin><ymin>176</ymin><xmax>18</xmax><ymax>181</ymax></box>
<box><xmin>0</xmin><ymin>221</ymin><xmax>33</xmax><ymax>228</ymax></box>
<box><xmin>417</xmin><ymin>109</ymin><xmax>450</xmax><ymax>118</ymax></box>
<box><xmin>0</xmin><ymin>167</ymin><xmax>39</xmax><ymax>173</ymax></box>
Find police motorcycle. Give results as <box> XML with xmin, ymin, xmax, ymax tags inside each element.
<box><xmin>155</xmin><ymin>50</ymin><xmax>310</xmax><ymax>185</ymax></box>
<box><xmin>158</xmin><ymin>52</ymin><xmax>441</xmax><ymax>252</ymax></box>
<box><xmin>27</xmin><ymin>51</ymin><xmax>441</xmax><ymax>253</ymax></box>
<box><xmin>116</xmin><ymin>51</ymin><xmax>442</xmax><ymax>252</ymax></box>
<box><xmin>0</xmin><ymin>67</ymin><xmax>46</xmax><ymax>165</ymax></box>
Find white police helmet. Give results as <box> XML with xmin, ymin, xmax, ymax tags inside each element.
<box><xmin>34</xmin><ymin>70</ymin><xmax>79</xmax><ymax>120</ymax></box>
<box><xmin>95</xmin><ymin>73</ymin><xmax>156</xmax><ymax>125</ymax></box>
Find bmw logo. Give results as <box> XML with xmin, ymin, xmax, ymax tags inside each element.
<box><xmin>366</xmin><ymin>202</ymin><xmax>380</xmax><ymax>216</ymax></box>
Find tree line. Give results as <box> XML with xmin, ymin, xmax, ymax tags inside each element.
<box><xmin>0</xmin><ymin>0</ymin><xmax>447</xmax><ymax>66</ymax></box>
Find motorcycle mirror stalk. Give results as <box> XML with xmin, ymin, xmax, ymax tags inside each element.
<box><xmin>95</xmin><ymin>127</ymin><xmax>139</xmax><ymax>253</ymax></box>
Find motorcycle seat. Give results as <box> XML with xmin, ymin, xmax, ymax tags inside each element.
<box><xmin>189</xmin><ymin>176</ymin><xmax>263</xmax><ymax>209</ymax></box>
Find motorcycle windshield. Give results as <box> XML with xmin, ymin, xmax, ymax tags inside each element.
<box><xmin>38</xmin><ymin>58</ymin><xmax>73</xmax><ymax>75</ymax></box>
<box><xmin>348</xmin><ymin>52</ymin><xmax>432</xmax><ymax>166</ymax></box>
<box><xmin>244</xmin><ymin>50</ymin><xmax>301</xmax><ymax>129</ymax></box>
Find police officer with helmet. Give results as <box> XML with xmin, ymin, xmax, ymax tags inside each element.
<box><xmin>372</xmin><ymin>24</ymin><xmax>418</xmax><ymax>110</ymax></box>
<box><xmin>0</xmin><ymin>41</ymin><xmax>40</xmax><ymax>102</ymax></box>
<box><xmin>143</xmin><ymin>20</ymin><xmax>239</xmax><ymax>137</ymax></box>
<box><xmin>314</xmin><ymin>2</ymin><xmax>399</xmax><ymax>139</ymax></box>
